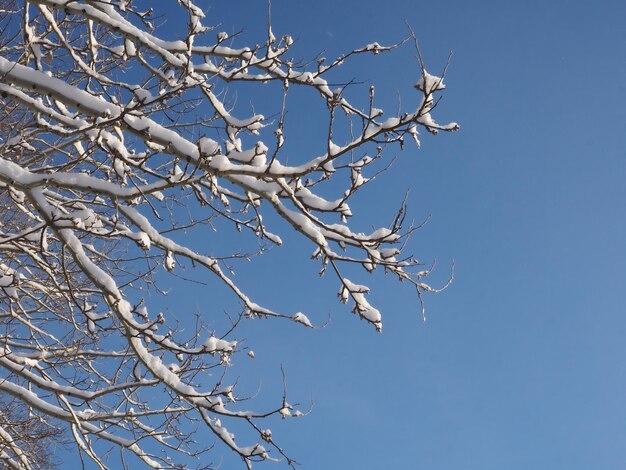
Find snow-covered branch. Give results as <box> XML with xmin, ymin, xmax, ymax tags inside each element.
<box><xmin>0</xmin><ymin>1</ymin><xmax>457</xmax><ymax>467</ymax></box>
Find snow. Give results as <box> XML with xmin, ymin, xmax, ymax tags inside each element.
<box><xmin>344</xmin><ymin>279</ymin><xmax>370</xmax><ymax>293</ymax></box>
<box><xmin>0</xmin><ymin>265</ymin><xmax>18</xmax><ymax>299</ymax></box>
<box><xmin>136</xmin><ymin>231</ymin><xmax>151</xmax><ymax>250</ymax></box>
<box><xmin>203</xmin><ymin>336</ymin><xmax>237</xmax><ymax>354</ymax></box>
<box><xmin>282</xmin><ymin>208</ymin><xmax>328</xmax><ymax>247</ymax></box>
<box><xmin>338</xmin><ymin>285</ymin><xmax>349</xmax><ymax>303</ymax></box>
<box><xmin>365</xmin><ymin>42</ymin><xmax>381</xmax><ymax>53</ymax></box>
<box><xmin>209</xmin><ymin>154</ymin><xmax>230</xmax><ymax>171</ymax></box>
<box><xmin>328</xmin><ymin>141</ymin><xmax>342</xmax><ymax>156</ymax></box>
<box><xmin>381</xmin><ymin>117</ymin><xmax>401</xmax><ymax>129</ymax></box>
<box><xmin>292</xmin><ymin>312</ymin><xmax>313</xmax><ymax>327</ymax></box>
<box><xmin>415</xmin><ymin>69</ymin><xmax>446</xmax><ymax>92</ymax></box>
<box><xmin>133</xmin><ymin>87</ymin><xmax>152</xmax><ymax>103</ymax></box>
<box><xmin>165</xmin><ymin>251</ymin><xmax>176</xmax><ymax>271</ymax></box>
<box><xmin>351</xmin><ymin>168</ymin><xmax>368</xmax><ymax>188</ymax></box>
<box><xmin>125</xmin><ymin>38</ymin><xmax>137</xmax><ymax>56</ymax></box>
<box><xmin>263</xmin><ymin>231</ymin><xmax>283</xmax><ymax>245</ymax></box>
<box><xmin>0</xmin><ymin>57</ymin><xmax>119</xmax><ymax>118</ymax></box>
<box><xmin>370</xmin><ymin>107</ymin><xmax>383</xmax><ymax>118</ymax></box>
<box><xmin>198</xmin><ymin>136</ymin><xmax>220</xmax><ymax>156</ymax></box>
<box><xmin>379</xmin><ymin>248</ymin><xmax>400</xmax><ymax>259</ymax></box>
<box><xmin>408</xmin><ymin>124</ymin><xmax>421</xmax><ymax>147</ymax></box>
<box><xmin>296</xmin><ymin>186</ymin><xmax>342</xmax><ymax>211</ymax></box>
<box><xmin>342</xmin><ymin>278</ymin><xmax>382</xmax><ymax>331</ymax></box>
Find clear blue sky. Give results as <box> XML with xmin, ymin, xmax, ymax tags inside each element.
<box><xmin>51</xmin><ymin>1</ymin><xmax>626</xmax><ymax>468</ymax></box>
<box><xmin>192</xmin><ymin>1</ymin><xmax>626</xmax><ymax>469</ymax></box>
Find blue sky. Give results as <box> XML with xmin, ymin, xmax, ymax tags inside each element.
<box><xmin>192</xmin><ymin>1</ymin><xmax>626</xmax><ymax>469</ymax></box>
<box><xmin>37</xmin><ymin>0</ymin><xmax>626</xmax><ymax>468</ymax></box>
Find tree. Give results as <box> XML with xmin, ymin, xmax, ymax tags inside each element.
<box><xmin>0</xmin><ymin>1</ymin><xmax>458</xmax><ymax>468</ymax></box>
<box><xmin>0</xmin><ymin>397</ymin><xmax>66</xmax><ymax>469</ymax></box>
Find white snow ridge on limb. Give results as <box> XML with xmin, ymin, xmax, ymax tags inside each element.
<box><xmin>0</xmin><ymin>1</ymin><xmax>457</xmax><ymax>468</ymax></box>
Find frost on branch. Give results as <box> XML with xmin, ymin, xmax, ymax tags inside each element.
<box><xmin>0</xmin><ymin>1</ymin><xmax>457</xmax><ymax>468</ymax></box>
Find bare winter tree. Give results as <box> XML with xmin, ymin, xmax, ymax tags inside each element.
<box><xmin>0</xmin><ymin>0</ymin><xmax>458</xmax><ymax>468</ymax></box>
<box><xmin>0</xmin><ymin>398</ymin><xmax>66</xmax><ymax>469</ymax></box>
